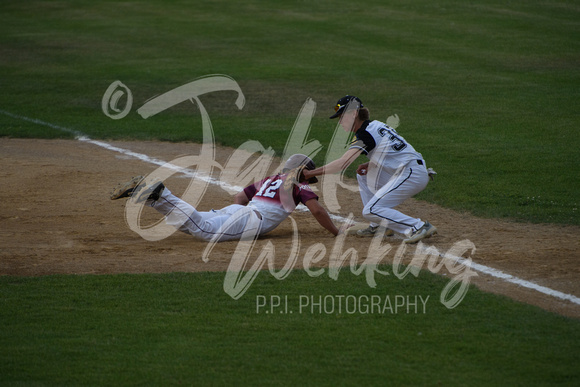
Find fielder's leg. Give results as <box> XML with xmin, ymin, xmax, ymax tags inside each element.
<box><xmin>361</xmin><ymin>164</ymin><xmax>429</xmax><ymax>236</ymax></box>
<box><xmin>356</xmin><ymin>170</ymin><xmax>395</xmax><ymax>237</ymax></box>
<box><xmin>357</xmin><ymin>173</ymin><xmax>377</xmax><ymax>227</ymax></box>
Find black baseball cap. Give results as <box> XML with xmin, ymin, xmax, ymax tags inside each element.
<box><xmin>329</xmin><ymin>95</ymin><xmax>363</xmax><ymax>119</ymax></box>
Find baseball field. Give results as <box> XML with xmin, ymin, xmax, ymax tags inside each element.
<box><xmin>1</xmin><ymin>0</ymin><xmax>579</xmax><ymax>385</ymax></box>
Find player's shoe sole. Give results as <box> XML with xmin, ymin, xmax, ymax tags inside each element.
<box><xmin>110</xmin><ymin>176</ymin><xmax>165</xmax><ymax>203</ymax></box>
<box><xmin>404</xmin><ymin>221</ymin><xmax>437</xmax><ymax>244</ymax></box>
<box><xmin>110</xmin><ymin>176</ymin><xmax>144</xmax><ymax>200</ymax></box>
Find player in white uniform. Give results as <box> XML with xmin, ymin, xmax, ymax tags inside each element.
<box><xmin>303</xmin><ymin>96</ymin><xmax>437</xmax><ymax>244</ymax></box>
<box><xmin>111</xmin><ymin>154</ymin><xmax>347</xmax><ymax>242</ymax></box>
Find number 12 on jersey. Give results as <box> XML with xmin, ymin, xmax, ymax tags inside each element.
<box><xmin>256</xmin><ymin>178</ymin><xmax>284</xmax><ymax>198</ymax></box>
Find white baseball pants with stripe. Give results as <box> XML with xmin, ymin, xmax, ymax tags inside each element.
<box><xmin>152</xmin><ymin>188</ymin><xmax>262</xmax><ymax>242</ymax></box>
<box><xmin>357</xmin><ymin>160</ymin><xmax>429</xmax><ymax>236</ymax></box>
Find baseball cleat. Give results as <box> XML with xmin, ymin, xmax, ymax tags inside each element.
<box><xmin>110</xmin><ymin>176</ymin><xmax>145</xmax><ymax>200</ymax></box>
<box><xmin>110</xmin><ymin>176</ymin><xmax>165</xmax><ymax>203</ymax></box>
<box><xmin>355</xmin><ymin>225</ymin><xmax>395</xmax><ymax>238</ymax></box>
<box><xmin>141</xmin><ymin>181</ymin><xmax>165</xmax><ymax>203</ymax></box>
<box><xmin>404</xmin><ymin>221</ymin><xmax>437</xmax><ymax>244</ymax></box>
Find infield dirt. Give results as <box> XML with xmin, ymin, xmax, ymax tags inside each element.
<box><xmin>1</xmin><ymin>138</ymin><xmax>578</xmax><ymax>318</ymax></box>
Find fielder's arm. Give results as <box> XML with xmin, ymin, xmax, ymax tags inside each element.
<box><xmin>303</xmin><ymin>148</ymin><xmax>362</xmax><ymax>179</ymax></box>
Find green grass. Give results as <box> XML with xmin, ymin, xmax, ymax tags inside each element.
<box><xmin>0</xmin><ymin>0</ymin><xmax>578</xmax><ymax>225</ymax></box>
<box><xmin>1</xmin><ymin>270</ymin><xmax>578</xmax><ymax>385</ymax></box>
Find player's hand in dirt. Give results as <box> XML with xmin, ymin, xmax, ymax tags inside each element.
<box><xmin>338</xmin><ymin>221</ymin><xmax>356</xmax><ymax>235</ymax></box>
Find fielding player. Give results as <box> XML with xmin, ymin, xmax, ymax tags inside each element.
<box><xmin>303</xmin><ymin>96</ymin><xmax>437</xmax><ymax>244</ymax></box>
<box><xmin>111</xmin><ymin>154</ymin><xmax>349</xmax><ymax>241</ymax></box>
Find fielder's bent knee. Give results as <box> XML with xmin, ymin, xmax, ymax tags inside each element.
<box><xmin>362</xmin><ymin>205</ymin><xmax>374</xmax><ymax>220</ymax></box>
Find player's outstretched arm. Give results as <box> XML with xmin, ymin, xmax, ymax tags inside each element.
<box><xmin>304</xmin><ymin>198</ymin><xmax>341</xmax><ymax>236</ymax></box>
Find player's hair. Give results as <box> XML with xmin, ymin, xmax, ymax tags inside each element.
<box><xmin>358</xmin><ymin>107</ymin><xmax>370</xmax><ymax>121</ymax></box>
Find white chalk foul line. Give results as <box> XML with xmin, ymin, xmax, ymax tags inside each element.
<box><xmin>441</xmin><ymin>254</ymin><xmax>580</xmax><ymax>306</ymax></box>
<box><xmin>79</xmin><ymin>137</ymin><xmax>242</xmax><ymax>194</ymax></box>
<box><xmin>3</xmin><ymin>110</ymin><xmax>579</xmax><ymax>307</ymax></box>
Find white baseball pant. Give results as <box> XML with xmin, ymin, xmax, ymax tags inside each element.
<box><xmin>357</xmin><ymin>160</ymin><xmax>429</xmax><ymax>236</ymax></box>
<box><xmin>152</xmin><ymin>188</ymin><xmax>262</xmax><ymax>242</ymax></box>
